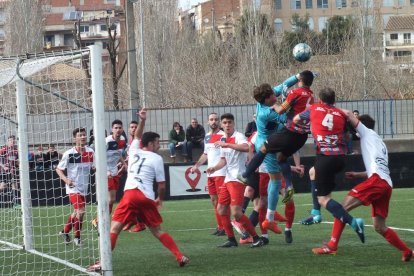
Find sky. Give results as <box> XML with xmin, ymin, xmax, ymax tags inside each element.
<box><xmin>178</xmin><ymin>0</ymin><xmax>208</xmax><ymax>10</ymax></box>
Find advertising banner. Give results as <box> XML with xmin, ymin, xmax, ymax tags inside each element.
<box><xmin>169</xmin><ymin>165</ymin><xmax>209</xmax><ymax>196</ymax></box>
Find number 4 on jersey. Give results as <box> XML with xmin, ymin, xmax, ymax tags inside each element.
<box><xmin>322</xmin><ymin>113</ymin><xmax>334</xmax><ymax>130</ymax></box>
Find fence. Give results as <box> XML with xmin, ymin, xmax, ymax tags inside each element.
<box><xmin>1</xmin><ymin>99</ymin><xmax>413</xmax><ymax>146</ymax></box>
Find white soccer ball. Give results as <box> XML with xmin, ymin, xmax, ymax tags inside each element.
<box><xmin>292</xmin><ymin>43</ymin><xmax>312</xmax><ymax>62</ymax></box>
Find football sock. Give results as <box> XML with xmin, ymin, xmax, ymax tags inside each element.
<box><xmin>327</xmin><ymin>218</ymin><xmax>345</xmax><ymax>249</ymax></box>
<box><xmin>63</xmin><ymin>215</ymin><xmax>74</xmax><ymax>233</ymax></box>
<box><xmin>242</xmin><ymin>151</ymin><xmax>266</xmax><ymax>178</ymax></box>
<box><xmin>220</xmin><ymin>213</ymin><xmax>235</xmax><ymax>238</ymax></box>
<box><xmin>249</xmin><ymin>210</ymin><xmax>259</xmax><ymax>227</ymax></box>
<box><xmin>110</xmin><ymin>232</ymin><xmax>118</xmax><ymax>250</ymax></box>
<box><xmin>259</xmin><ymin>207</ymin><xmax>267</xmax><ymax>234</ymax></box>
<box><xmin>159</xmin><ymin>233</ymin><xmax>183</xmax><ymax>260</ymax></box>
<box><xmin>285</xmin><ymin>200</ymin><xmax>295</xmax><ymax>229</ymax></box>
<box><xmin>73</xmin><ymin>217</ymin><xmax>81</xmax><ymax>238</ymax></box>
<box><xmin>266</xmin><ymin>178</ymin><xmax>281</xmax><ymax>221</ymax></box>
<box><xmin>237</xmin><ymin>214</ymin><xmax>257</xmax><ymax>237</ymax></box>
<box><xmin>310</xmin><ymin>180</ymin><xmax>320</xmax><ymax>210</ymax></box>
<box><xmin>242</xmin><ymin>197</ymin><xmax>250</xmax><ymax>213</ymax></box>
<box><xmin>279</xmin><ymin>161</ymin><xmax>292</xmax><ymax>190</ymax></box>
<box><xmin>383</xmin><ymin>228</ymin><xmax>411</xmax><ymax>252</ymax></box>
<box><xmin>214</xmin><ymin>208</ymin><xmax>223</xmax><ymax>230</ymax></box>
<box><xmin>326</xmin><ymin>199</ymin><xmax>354</xmax><ymax>226</ymax></box>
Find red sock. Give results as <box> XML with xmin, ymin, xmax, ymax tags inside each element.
<box><xmin>327</xmin><ymin>218</ymin><xmax>345</xmax><ymax>249</ymax></box>
<box><xmin>382</xmin><ymin>228</ymin><xmax>411</xmax><ymax>252</ymax></box>
<box><xmin>285</xmin><ymin>201</ymin><xmax>295</xmax><ymax>229</ymax></box>
<box><xmin>63</xmin><ymin>215</ymin><xmax>73</xmax><ymax>233</ymax></box>
<box><xmin>214</xmin><ymin>208</ymin><xmax>223</xmax><ymax>230</ymax></box>
<box><xmin>237</xmin><ymin>214</ymin><xmax>257</xmax><ymax>237</ymax></box>
<box><xmin>259</xmin><ymin>207</ymin><xmax>267</xmax><ymax>234</ymax></box>
<box><xmin>109</xmin><ymin>204</ymin><xmax>113</xmax><ymax>214</ymax></box>
<box><xmin>73</xmin><ymin>217</ymin><xmax>81</xmax><ymax>238</ymax></box>
<box><xmin>220</xmin><ymin>213</ymin><xmax>234</xmax><ymax>238</ymax></box>
<box><xmin>159</xmin><ymin>233</ymin><xmax>183</xmax><ymax>261</ymax></box>
<box><xmin>110</xmin><ymin>232</ymin><xmax>118</xmax><ymax>251</ymax></box>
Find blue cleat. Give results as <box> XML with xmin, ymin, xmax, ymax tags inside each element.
<box><xmin>299</xmin><ymin>209</ymin><xmax>322</xmax><ymax>225</ymax></box>
<box><xmin>353</xmin><ymin>218</ymin><xmax>365</xmax><ymax>243</ymax></box>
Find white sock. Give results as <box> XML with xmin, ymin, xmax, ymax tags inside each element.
<box><xmin>266</xmin><ymin>209</ymin><xmax>275</xmax><ymax>221</ymax></box>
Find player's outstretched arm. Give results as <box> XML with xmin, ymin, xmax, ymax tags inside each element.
<box><xmin>340</xmin><ymin>108</ymin><xmax>359</xmax><ymax>129</ymax></box>
<box><xmin>191</xmin><ymin>154</ymin><xmax>207</xmax><ymax>173</ymax></box>
<box><xmin>272</xmin><ymin>74</ymin><xmax>299</xmax><ymax>97</ymax></box>
<box><xmin>134</xmin><ymin>108</ymin><xmax>147</xmax><ymax>140</ymax></box>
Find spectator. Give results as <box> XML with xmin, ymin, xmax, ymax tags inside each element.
<box><xmin>44</xmin><ymin>145</ymin><xmax>60</xmax><ymax>170</ymax></box>
<box><xmin>88</xmin><ymin>129</ymin><xmax>94</xmax><ymax>150</ymax></box>
<box><xmin>346</xmin><ymin>110</ymin><xmax>360</xmax><ymax>155</ymax></box>
<box><xmin>244</xmin><ymin>113</ymin><xmax>257</xmax><ymax>137</ymax></box>
<box><xmin>168</xmin><ymin>122</ymin><xmax>188</xmax><ymax>163</ymax></box>
<box><xmin>186</xmin><ymin>118</ymin><xmax>205</xmax><ymax>162</ymax></box>
<box><xmin>34</xmin><ymin>145</ymin><xmax>45</xmax><ymax>171</ymax></box>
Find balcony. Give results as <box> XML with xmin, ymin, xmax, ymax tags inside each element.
<box><xmin>385</xmin><ymin>40</ymin><xmax>414</xmax><ymax>47</ymax></box>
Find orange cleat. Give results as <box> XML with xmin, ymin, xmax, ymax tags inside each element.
<box><xmin>402</xmin><ymin>250</ymin><xmax>413</xmax><ymax>262</ymax></box>
<box><xmin>312</xmin><ymin>245</ymin><xmax>337</xmax><ymax>255</ymax></box>
<box><xmin>274</xmin><ymin>212</ymin><xmax>288</xmax><ymax>222</ymax></box>
<box><xmin>262</xmin><ymin>219</ymin><xmax>282</xmax><ymax>234</ymax></box>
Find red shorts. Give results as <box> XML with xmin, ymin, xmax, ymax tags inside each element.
<box><xmin>112</xmin><ymin>189</ymin><xmax>162</xmax><ymax>228</ymax></box>
<box><xmin>218</xmin><ymin>181</ymin><xmax>245</xmax><ymax>206</ymax></box>
<box><xmin>259</xmin><ymin>173</ymin><xmax>269</xmax><ymax>197</ymax></box>
<box><xmin>348</xmin><ymin>174</ymin><xmax>392</xmax><ymax>218</ymax></box>
<box><xmin>69</xmin><ymin>193</ymin><xmax>86</xmax><ymax>209</ymax></box>
<box><xmin>207</xmin><ymin>176</ymin><xmax>225</xmax><ymax>196</ymax></box>
<box><xmin>108</xmin><ymin>175</ymin><xmax>121</xmax><ymax>191</ymax></box>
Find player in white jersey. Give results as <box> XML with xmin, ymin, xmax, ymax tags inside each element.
<box><xmin>56</xmin><ymin>128</ymin><xmax>94</xmax><ymax>246</ymax></box>
<box><xmin>206</xmin><ymin>113</ymin><xmax>263</xmax><ymax>248</ymax></box>
<box><xmin>312</xmin><ymin>112</ymin><xmax>414</xmax><ymax>262</ymax></box>
<box><xmin>92</xmin><ymin>119</ymin><xmax>127</xmax><ymax>229</ymax></box>
<box><xmin>87</xmin><ymin>130</ymin><xmax>189</xmax><ymax>272</ymax></box>
<box><xmin>191</xmin><ymin>112</ymin><xmax>226</xmax><ymax>236</ymax></box>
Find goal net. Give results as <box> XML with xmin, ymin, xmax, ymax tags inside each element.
<box><xmin>0</xmin><ymin>48</ymin><xmax>111</xmax><ymax>275</ymax></box>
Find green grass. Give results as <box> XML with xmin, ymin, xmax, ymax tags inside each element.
<box><xmin>2</xmin><ymin>189</ymin><xmax>414</xmax><ymax>275</ymax></box>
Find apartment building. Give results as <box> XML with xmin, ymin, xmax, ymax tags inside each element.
<box><xmin>0</xmin><ymin>0</ymin><xmax>9</xmax><ymax>56</ymax></box>
<box><xmin>383</xmin><ymin>15</ymin><xmax>414</xmax><ymax>63</ymax></box>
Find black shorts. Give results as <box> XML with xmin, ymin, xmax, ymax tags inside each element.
<box><xmin>314</xmin><ymin>155</ymin><xmax>345</xmax><ymax>196</ymax></box>
<box><xmin>264</xmin><ymin>128</ymin><xmax>308</xmax><ymax>157</ymax></box>
<box><xmin>247</xmin><ymin>172</ymin><xmax>260</xmax><ymax>200</ymax></box>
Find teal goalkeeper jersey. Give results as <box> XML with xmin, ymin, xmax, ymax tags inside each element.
<box><xmin>254</xmin><ymin>75</ymin><xmax>298</xmax><ymax>151</ymax></box>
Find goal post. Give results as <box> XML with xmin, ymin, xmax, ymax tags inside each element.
<box><xmin>0</xmin><ymin>47</ymin><xmax>112</xmax><ymax>275</ymax></box>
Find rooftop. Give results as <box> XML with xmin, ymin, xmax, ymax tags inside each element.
<box><xmin>385</xmin><ymin>15</ymin><xmax>414</xmax><ymax>31</ymax></box>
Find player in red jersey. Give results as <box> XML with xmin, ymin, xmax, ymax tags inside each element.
<box><xmin>191</xmin><ymin>112</ymin><xmax>226</xmax><ymax>236</ymax></box>
<box><xmin>238</xmin><ymin>71</ymin><xmax>315</xmax><ymax>203</ymax></box>
<box><xmin>312</xmin><ymin>111</ymin><xmax>414</xmax><ymax>261</ymax></box>
<box><xmin>206</xmin><ymin>113</ymin><xmax>263</xmax><ymax>248</ymax></box>
<box><xmin>294</xmin><ymin>87</ymin><xmax>365</xmax><ymax>244</ymax></box>
<box><xmin>0</xmin><ymin>135</ymin><xmax>20</xmax><ymax>208</ymax></box>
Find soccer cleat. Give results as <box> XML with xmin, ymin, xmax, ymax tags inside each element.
<box><xmin>129</xmin><ymin>223</ymin><xmax>146</xmax><ymax>233</ymax></box>
<box><xmin>300</xmin><ymin>214</ymin><xmax>322</xmax><ymax>225</ymax></box>
<box><xmin>281</xmin><ymin>186</ymin><xmax>295</xmax><ymax>204</ymax></box>
<box><xmin>284</xmin><ymin>230</ymin><xmax>293</xmax><ymax>244</ymax></box>
<box><xmin>250</xmin><ymin>236</ymin><xmax>264</xmax><ymax>248</ymax></box>
<box><xmin>73</xmin><ymin>237</ymin><xmax>82</xmax><ymax>247</ymax></box>
<box><xmin>91</xmin><ymin>218</ymin><xmax>98</xmax><ymax>230</ymax></box>
<box><xmin>262</xmin><ymin>219</ymin><xmax>282</xmax><ymax>234</ymax></box>
<box><xmin>312</xmin><ymin>245</ymin><xmax>337</xmax><ymax>255</ymax></box>
<box><xmin>217</xmin><ymin>239</ymin><xmax>238</xmax><ymax>248</ymax></box>
<box><xmin>178</xmin><ymin>256</ymin><xmax>190</xmax><ymax>267</ymax></box>
<box><xmin>231</xmin><ymin>220</ymin><xmax>245</xmax><ymax>235</ymax></box>
<box><xmin>274</xmin><ymin>212</ymin><xmax>288</xmax><ymax>223</ymax></box>
<box><xmin>236</xmin><ymin>174</ymin><xmax>249</xmax><ymax>185</ymax></box>
<box><xmin>239</xmin><ymin>236</ymin><xmax>253</xmax><ymax>244</ymax></box>
<box><xmin>122</xmin><ymin>221</ymin><xmax>134</xmax><ymax>231</ymax></box>
<box><xmin>216</xmin><ymin>229</ymin><xmax>226</xmax><ymax>236</ymax></box>
<box><xmin>260</xmin><ymin>236</ymin><xmax>269</xmax><ymax>245</ymax></box>
<box><xmin>59</xmin><ymin>231</ymin><xmax>71</xmax><ymax>245</ymax></box>
<box><xmin>402</xmin><ymin>250</ymin><xmax>414</xmax><ymax>262</ymax></box>
<box><xmin>354</xmin><ymin>218</ymin><xmax>365</xmax><ymax>243</ymax></box>
<box><xmin>86</xmin><ymin>260</ymin><xmax>101</xmax><ymax>272</ymax></box>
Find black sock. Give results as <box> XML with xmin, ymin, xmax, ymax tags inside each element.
<box><xmin>311</xmin><ymin>180</ymin><xmax>320</xmax><ymax>210</ymax></box>
<box><xmin>326</xmin><ymin>199</ymin><xmax>354</xmax><ymax>226</ymax></box>
<box><xmin>242</xmin><ymin>197</ymin><xmax>250</xmax><ymax>213</ymax></box>
<box><xmin>242</xmin><ymin>151</ymin><xmax>266</xmax><ymax>178</ymax></box>
<box><xmin>249</xmin><ymin>210</ymin><xmax>259</xmax><ymax>227</ymax></box>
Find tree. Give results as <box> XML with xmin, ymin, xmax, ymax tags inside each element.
<box><xmin>322</xmin><ymin>15</ymin><xmax>354</xmax><ymax>55</ymax></box>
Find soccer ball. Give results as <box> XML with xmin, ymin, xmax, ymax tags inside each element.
<box><xmin>292</xmin><ymin>43</ymin><xmax>312</xmax><ymax>62</ymax></box>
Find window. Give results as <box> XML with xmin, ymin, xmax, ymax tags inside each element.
<box><xmin>318</xmin><ymin>16</ymin><xmax>328</xmax><ymax>32</ymax></box>
<box><xmin>308</xmin><ymin>17</ymin><xmax>315</xmax><ymax>30</ymax></box>
<box><xmin>336</xmin><ymin>0</ymin><xmax>347</xmax><ymax>8</ymax></box>
<box><xmin>254</xmin><ymin>0</ymin><xmax>262</xmax><ymax>9</ymax></box>
<box><xmin>411</xmin><ymin>0</ymin><xmax>414</xmax><ymax>5</ymax></box>
<box><xmin>63</xmin><ymin>34</ymin><xmax>74</xmax><ymax>46</ymax></box>
<box><xmin>403</xmin><ymin>33</ymin><xmax>411</xmax><ymax>44</ymax></box>
<box><xmin>274</xmin><ymin>18</ymin><xmax>283</xmax><ymax>33</ymax></box>
<box><xmin>81</xmin><ymin>42</ymin><xmax>94</xmax><ymax>47</ymax></box>
<box><xmin>0</xmin><ymin>29</ymin><xmax>5</xmax><ymax>39</ymax></box>
<box><xmin>382</xmin><ymin>0</ymin><xmax>393</xmax><ymax>7</ymax></box>
<box><xmin>393</xmin><ymin>51</ymin><xmax>412</xmax><ymax>61</ymax></box>
<box><xmin>79</xmin><ymin>25</ymin><xmax>89</xmax><ymax>33</ymax></box>
<box><xmin>0</xmin><ymin>9</ymin><xmax>4</xmax><ymax>23</ymax></box>
<box><xmin>63</xmin><ymin>11</ymin><xmax>81</xmax><ymax>20</ymax></box>
<box><xmin>398</xmin><ymin>0</ymin><xmax>405</xmax><ymax>6</ymax></box>
<box><xmin>306</xmin><ymin>0</ymin><xmax>313</xmax><ymax>8</ymax></box>
<box><xmin>390</xmin><ymin>33</ymin><xmax>398</xmax><ymax>40</ymax></box>
<box><xmin>101</xmin><ymin>24</ymin><xmax>108</xmax><ymax>32</ymax></box>
<box><xmin>44</xmin><ymin>35</ymin><xmax>55</xmax><ymax>47</ymax></box>
<box><xmin>290</xmin><ymin>0</ymin><xmax>302</xmax><ymax>9</ymax></box>
<box><xmin>317</xmin><ymin>0</ymin><xmax>328</xmax><ymax>8</ymax></box>
<box><xmin>274</xmin><ymin>0</ymin><xmax>282</xmax><ymax>9</ymax></box>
